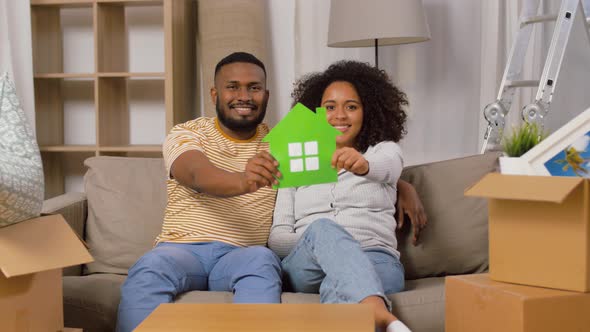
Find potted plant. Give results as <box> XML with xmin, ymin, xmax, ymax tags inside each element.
<box><xmin>500</xmin><ymin>122</ymin><xmax>547</xmax><ymax>174</ymax></box>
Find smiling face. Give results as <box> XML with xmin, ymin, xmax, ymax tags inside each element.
<box><xmin>321</xmin><ymin>81</ymin><xmax>364</xmax><ymax>149</ymax></box>
<box><xmin>210</xmin><ymin>62</ymin><xmax>269</xmax><ymax>139</ymax></box>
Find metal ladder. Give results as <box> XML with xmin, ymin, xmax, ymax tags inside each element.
<box><xmin>481</xmin><ymin>0</ymin><xmax>590</xmax><ymax>153</ymax></box>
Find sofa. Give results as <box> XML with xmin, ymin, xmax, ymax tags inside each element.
<box><xmin>42</xmin><ymin>152</ymin><xmax>501</xmax><ymax>332</ymax></box>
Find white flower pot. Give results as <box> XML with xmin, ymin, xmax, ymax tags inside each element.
<box><xmin>499</xmin><ymin>156</ymin><xmax>526</xmax><ymax>175</ymax></box>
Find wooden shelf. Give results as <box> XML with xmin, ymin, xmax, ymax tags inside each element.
<box><xmin>99</xmin><ymin>145</ymin><xmax>162</xmax><ymax>152</ymax></box>
<box><xmin>32</xmin><ymin>0</ymin><xmax>196</xmax><ymax>198</ymax></box>
<box><xmin>98</xmin><ymin>0</ymin><xmax>163</xmax><ymax>5</ymax></box>
<box><xmin>34</xmin><ymin>73</ymin><xmax>95</xmax><ymax>79</ymax></box>
<box><xmin>31</xmin><ymin>0</ymin><xmax>94</xmax><ymax>7</ymax></box>
<box><xmin>97</xmin><ymin>72</ymin><xmax>165</xmax><ymax>78</ymax></box>
<box><xmin>34</xmin><ymin>73</ymin><xmax>165</xmax><ymax>79</ymax></box>
<box><xmin>40</xmin><ymin>145</ymin><xmax>97</xmax><ymax>152</ymax></box>
<box><xmin>31</xmin><ymin>0</ymin><xmax>162</xmax><ymax>5</ymax></box>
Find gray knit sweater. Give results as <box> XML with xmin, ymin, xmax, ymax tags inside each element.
<box><xmin>268</xmin><ymin>141</ymin><xmax>402</xmax><ymax>259</ymax></box>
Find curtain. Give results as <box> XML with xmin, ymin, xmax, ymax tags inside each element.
<box><xmin>0</xmin><ymin>0</ymin><xmax>35</xmax><ymax>133</ymax></box>
<box><xmin>197</xmin><ymin>0</ymin><xmax>270</xmax><ymax>118</ymax></box>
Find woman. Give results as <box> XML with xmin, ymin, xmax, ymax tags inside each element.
<box><xmin>268</xmin><ymin>60</ymin><xmax>423</xmax><ymax>332</ymax></box>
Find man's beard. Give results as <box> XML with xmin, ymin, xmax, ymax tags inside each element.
<box><xmin>216</xmin><ymin>97</ymin><xmax>267</xmax><ymax>133</ymax></box>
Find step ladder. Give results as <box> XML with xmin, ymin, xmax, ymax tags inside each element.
<box><xmin>480</xmin><ymin>0</ymin><xmax>590</xmax><ymax>153</ymax></box>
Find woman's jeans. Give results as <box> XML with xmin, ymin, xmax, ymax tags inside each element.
<box><xmin>281</xmin><ymin>218</ymin><xmax>405</xmax><ymax>308</ymax></box>
<box><xmin>116</xmin><ymin>241</ymin><xmax>282</xmax><ymax>332</ymax></box>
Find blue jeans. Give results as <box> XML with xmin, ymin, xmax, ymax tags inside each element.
<box><xmin>116</xmin><ymin>241</ymin><xmax>282</xmax><ymax>332</ymax></box>
<box><xmin>281</xmin><ymin>219</ymin><xmax>404</xmax><ymax>309</ymax></box>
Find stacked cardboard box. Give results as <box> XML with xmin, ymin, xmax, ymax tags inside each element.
<box><xmin>445</xmin><ymin>173</ymin><xmax>590</xmax><ymax>332</ymax></box>
<box><xmin>0</xmin><ymin>215</ymin><xmax>93</xmax><ymax>332</ymax></box>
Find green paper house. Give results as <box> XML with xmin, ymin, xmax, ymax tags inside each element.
<box><xmin>263</xmin><ymin>103</ymin><xmax>341</xmax><ymax>188</ymax></box>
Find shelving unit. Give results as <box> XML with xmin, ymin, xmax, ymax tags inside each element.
<box><xmin>30</xmin><ymin>0</ymin><xmax>196</xmax><ymax>198</ymax></box>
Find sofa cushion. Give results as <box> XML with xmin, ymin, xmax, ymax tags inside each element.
<box><xmin>0</xmin><ymin>72</ymin><xmax>44</xmax><ymax>227</ymax></box>
<box><xmin>84</xmin><ymin>156</ymin><xmax>167</xmax><ymax>275</ymax></box>
<box><xmin>398</xmin><ymin>152</ymin><xmax>501</xmax><ymax>280</ymax></box>
<box><xmin>63</xmin><ymin>274</ymin><xmax>126</xmax><ymax>332</ymax></box>
<box><xmin>389</xmin><ymin>277</ymin><xmax>445</xmax><ymax>332</ymax></box>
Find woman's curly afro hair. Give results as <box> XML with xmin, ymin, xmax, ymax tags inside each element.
<box><xmin>291</xmin><ymin>60</ymin><xmax>408</xmax><ymax>153</ymax></box>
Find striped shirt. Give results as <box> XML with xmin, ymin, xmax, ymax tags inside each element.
<box><xmin>156</xmin><ymin>117</ymin><xmax>277</xmax><ymax>247</ymax></box>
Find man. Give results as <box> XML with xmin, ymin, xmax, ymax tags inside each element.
<box><xmin>116</xmin><ymin>52</ymin><xmax>283</xmax><ymax>332</ymax></box>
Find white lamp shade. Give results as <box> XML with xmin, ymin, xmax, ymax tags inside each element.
<box><xmin>327</xmin><ymin>0</ymin><xmax>431</xmax><ymax>47</ymax></box>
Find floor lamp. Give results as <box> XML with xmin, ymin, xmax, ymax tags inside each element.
<box><xmin>327</xmin><ymin>0</ymin><xmax>431</xmax><ymax>69</ymax></box>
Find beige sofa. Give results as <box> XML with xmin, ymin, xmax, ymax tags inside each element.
<box><xmin>42</xmin><ymin>152</ymin><xmax>501</xmax><ymax>332</ymax></box>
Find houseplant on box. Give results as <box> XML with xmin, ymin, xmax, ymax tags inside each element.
<box><xmin>500</xmin><ymin>122</ymin><xmax>547</xmax><ymax>174</ymax></box>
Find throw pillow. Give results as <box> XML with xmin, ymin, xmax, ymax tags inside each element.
<box><xmin>83</xmin><ymin>156</ymin><xmax>167</xmax><ymax>275</ymax></box>
<box><xmin>398</xmin><ymin>152</ymin><xmax>501</xmax><ymax>280</ymax></box>
<box><xmin>0</xmin><ymin>72</ymin><xmax>44</xmax><ymax>227</ymax></box>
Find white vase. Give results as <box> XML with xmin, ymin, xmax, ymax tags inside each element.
<box><xmin>499</xmin><ymin>156</ymin><xmax>526</xmax><ymax>175</ymax></box>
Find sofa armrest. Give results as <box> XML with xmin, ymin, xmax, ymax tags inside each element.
<box><xmin>43</xmin><ymin>192</ymin><xmax>88</xmax><ymax>276</ymax></box>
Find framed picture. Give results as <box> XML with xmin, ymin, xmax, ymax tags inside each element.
<box><xmin>521</xmin><ymin>107</ymin><xmax>590</xmax><ymax>177</ymax></box>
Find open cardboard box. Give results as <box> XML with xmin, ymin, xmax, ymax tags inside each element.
<box><xmin>465</xmin><ymin>173</ymin><xmax>589</xmax><ymax>292</ymax></box>
<box><xmin>0</xmin><ymin>214</ymin><xmax>93</xmax><ymax>332</ymax></box>
<box><xmin>445</xmin><ymin>273</ymin><xmax>590</xmax><ymax>332</ymax></box>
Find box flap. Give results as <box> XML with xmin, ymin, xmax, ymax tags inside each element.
<box><xmin>0</xmin><ymin>215</ymin><xmax>93</xmax><ymax>278</ymax></box>
<box><xmin>465</xmin><ymin>173</ymin><xmax>585</xmax><ymax>203</ymax></box>
<box><xmin>40</xmin><ymin>212</ymin><xmax>90</xmax><ymax>249</ymax></box>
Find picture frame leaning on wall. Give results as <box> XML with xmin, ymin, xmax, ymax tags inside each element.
<box><xmin>520</xmin><ymin>107</ymin><xmax>590</xmax><ymax>178</ymax></box>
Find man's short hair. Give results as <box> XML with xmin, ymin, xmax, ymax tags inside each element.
<box><xmin>214</xmin><ymin>52</ymin><xmax>267</xmax><ymax>78</ymax></box>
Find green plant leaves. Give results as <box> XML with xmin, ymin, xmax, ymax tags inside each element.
<box><xmin>501</xmin><ymin>122</ymin><xmax>548</xmax><ymax>157</ymax></box>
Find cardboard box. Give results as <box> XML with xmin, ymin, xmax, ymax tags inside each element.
<box><xmin>445</xmin><ymin>274</ymin><xmax>590</xmax><ymax>332</ymax></box>
<box><xmin>135</xmin><ymin>303</ymin><xmax>373</xmax><ymax>332</ymax></box>
<box><xmin>0</xmin><ymin>215</ymin><xmax>93</xmax><ymax>332</ymax></box>
<box><xmin>465</xmin><ymin>173</ymin><xmax>590</xmax><ymax>292</ymax></box>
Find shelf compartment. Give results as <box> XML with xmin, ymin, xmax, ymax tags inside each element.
<box><xmin>128</xmin><ymin>78</ymin><xmax>166</xmax><ymax>145</ymax></box>
<box><xmin>31</xmin><ymin>4</ymin><xmax>94</xmax><ymax>75</ymax></box>
<box><xmin>35</xmin><ymin>78</ymin><xmax>97</xmax><ymax>147</ymax></box>
<box><xmin>34</xmin><ymin>78</ymin><xmax>64</xmax><ymax>146</ymax></box>
<box><xmin>96</xmin><ymin>2</ymin><xmax>164</xmax><ymax>73</ymax></box>
<box><xmin>96</xmin><ymin>77</ymin><xmax>165</xmax><ymax>147</ymax></box>
<box><xmin>41</xmin><ymin>151</ymin><xmax>96</xmax><ymax>199</ymax></box>
<box><xmin>97</xmin><ymin>77</ymin><xmax>129</xmax><ymax>146</ymax></box>
<box><xmin>63</xmin><ymin>79</ymin><xmax>97</xmax><ymax>145</ymax></box>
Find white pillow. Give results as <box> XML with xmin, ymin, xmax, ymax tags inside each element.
<box><xmin>0</xmin><ymin>72</ymin><xmax>44</xmax><ymax>227</ymax></box>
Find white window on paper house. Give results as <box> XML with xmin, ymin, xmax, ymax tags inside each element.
<box><xmin>288</xmin><ymin>141</ymin><xmax>319</xmax><ymax>173</ymax></box>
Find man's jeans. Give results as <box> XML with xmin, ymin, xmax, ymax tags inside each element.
<box><xmin>116</xmin><ymin>241</ymin><xmax>282</xmax><ymax>332</ymax></box>
<box><xmin>282</xmin><ymin>218</ymin><xmax>404</xmax><ymax>308</ymax></box>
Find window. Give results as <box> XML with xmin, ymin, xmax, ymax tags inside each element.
<box><xmin>288</xmin><ymin>141</ymin><xmax>319</xmax><ymax>172</ymax></box>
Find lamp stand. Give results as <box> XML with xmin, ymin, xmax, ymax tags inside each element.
<box><xmin>374</xmin><ymin>38</ymin><xmax>379</xmax><ymax>69</ymax></box>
